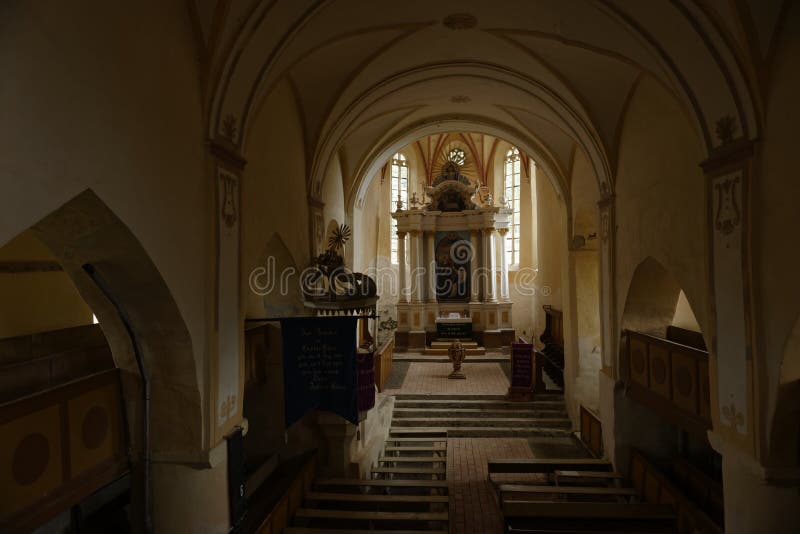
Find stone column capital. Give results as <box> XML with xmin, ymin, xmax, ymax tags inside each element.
<box><xmin>497</xmin><ymin>228</ymin><xmax>509</xmax><ymax>237</ymax></box>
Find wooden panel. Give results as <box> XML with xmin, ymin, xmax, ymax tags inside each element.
<box><xmin>0</xmin><ymin>405</ymin><xmax>64</xmax><ymax>516</ymax></box>
<box><xmin>629</xmin><ymin>450</ymin><xmax>723</xmax><ymax>534</ymax></box>
<box><xmin>579</xmin><ymin>405</ymin><xmax>603</xmax><ymax>458</ymax></box>
<box><xmin>630</xmin><ymin>454</ymin><xmax>646</xmax><ymax>494</ymax></box>
<box><xmin>671</xmin><ymin>350</ymin><xmax>698</xmax><ymax>415</ymax></box>
<box><xmin>648</xmin><ymin>344</ymin><xmax>671</xmax><ymax>398</ymax></box>
<box><xmin>629</xmin><ymin>337</ymin><xmax>649</xmax><ymax>387</ymax></box>
<box><xmin>624</xmin><ymin>331</ymin><xmax>711</xmax><ymax>436</ymax></box>
<box><xmin>698</xmin><ymin>359</ymin><xmax>711</xmax><ymax>421</ymax></box>
<box><xmin>0</xmin><ymin>370</ymin><xmax>128</xmax><ymax>531</ymax></box>
<box><xmin>68</xmin><ymin>383</ymin><xmax>123</xmax><ymax>478</ymax></box>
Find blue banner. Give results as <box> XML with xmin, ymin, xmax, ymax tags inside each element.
<box><xmin>280</xmin><ymin>316</ymin><xmax>359</xmax><ymax>426</ymax></box>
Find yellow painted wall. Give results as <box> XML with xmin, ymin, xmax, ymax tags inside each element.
<box><xmin>0</xmin><ymin>231</ymin><xmax>92</xmax><ymax>339</ymax></box>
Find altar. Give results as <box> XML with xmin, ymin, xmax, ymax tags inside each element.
<box><xmin>435</xmin><ymin>316</ymin><xmax>473</xmax><ymax>339</ymax></box>
<box><xmin>393</xmin><ymin>162</ymin><xmax>515</xmax><ymax>349</ymax></box>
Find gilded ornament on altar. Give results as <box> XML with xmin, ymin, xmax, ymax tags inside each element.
<box><xmin>448</xmin><ymin>341</ymin><xmax>467</xmax><ymax>379</ymax></box>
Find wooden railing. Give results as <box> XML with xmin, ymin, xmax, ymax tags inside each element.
<box><xmin>374</xmin><ymin>338</ymin><xmax>394</xmax><ymax>392</ymax></box>
<box><xmin>539</xmin><ymin>305</ymin><xmax>564</xmax><ymax>388</ymax></box>
<box><xmin>621</xmin><ymin>330</ymin><xmax>712</xmax><ymax>437</ymax></box>
<box><xmin>579</xmin><ymin>405</ymin><xmax>603</xmax><ymax>458</ymax></box>
<box><xmin>0</xmin><ymin>369</ymin><xmax>129</xmax><ymax>532</ymax></box>
<box><xmin>630</xmin><ymin>449</ymin><xmax>723</xmax><ymax>534</ymax></box>
<box><xmin>0</xmin><ymin>324</ymin><xmax>114</xmax><ymax>403</ymax></box>
<box><xmin>249</xmin><ymin>450</ymin><xmax>317</xmax><ymax>533</ymax></box>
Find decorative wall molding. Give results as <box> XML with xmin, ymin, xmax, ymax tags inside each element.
<box><xmin>701</xmin><ymin>139</ymin><xmax>758</xmax><ymax>456</ymax></box>
<box><xmin>0</xmin><ymin>261</ymin><xmax>63</xmax><ymax>273</ymax></box>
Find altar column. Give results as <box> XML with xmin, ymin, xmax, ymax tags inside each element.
<box><xmin>469</xmin><ymin>230</ymin><xmax>480</xmax><ymax>303</ymax></box>
<box><xmin>498</xmin><ymin>228</ymin><xmax>510</xmax><ymax>301</ymax></box>
<box><xmin>427</xmin><ymin>232</ymin><xmax>436</xmax><ymax>302</ymax></box>
<box><xmin>397</xmin><ymin>231</ymin><xmax>407</xmax><ymax>303</ymax></box>
<box><xmin>484</xmin><ymin>228</ymin><xmax>498</xmax><ymax>302</ymax></box>
<box><xmin>409</xmin><ymin>230</ymin><xmax>422</xmax><ymax>303</ymax></box>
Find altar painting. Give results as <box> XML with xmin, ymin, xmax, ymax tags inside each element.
<box><xmin>435</xmin><ymin>231</ymin><xmax>471</xmax><ymax>301</ymax></box>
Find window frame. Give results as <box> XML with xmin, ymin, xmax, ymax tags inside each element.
<box><xmin>390</xmin><ymin>153</ymin><xmax>409</xmax><ymax>265</ymax></box>
<box><xmin>504</xmin><ymin>147</ymin><xmax>521</xmax><ymax>267</ymax></box>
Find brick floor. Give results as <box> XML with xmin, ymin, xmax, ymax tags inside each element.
<box><xmin>447</xmin><ymin>438</ymin><xmax>535</xmax><ymax>534</ymax></box>
<box><xmin>384</xmin><ymin>362</ymin><xmax>510</xmax><ymax>395</ymax></box>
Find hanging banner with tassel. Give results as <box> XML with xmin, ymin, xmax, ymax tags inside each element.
<box><xmin>280</xmin><ymin>316</ymin><xmax>359</xmax><ymax>426</ymax></box>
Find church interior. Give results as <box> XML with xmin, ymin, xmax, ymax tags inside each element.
<box><xmin>1</xmin><ymin>1</ymin><xmax>799</xmax><ymax>533</ymax></box>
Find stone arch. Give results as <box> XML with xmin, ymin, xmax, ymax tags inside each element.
<box><xmin>620</xmin><ymin>256</ymin><xmax>703</xmax><ymax>343</ymax></box>
<box><xmin>768</xmin><ymin>315</ymin><xmax>800</xmax><ymax>472</ymax></box>
<box><xmin>30</xmin><ymin>189</ymin><xmax>203</xmax><ymax>458</ymax></box>
<box><xmin>347</xmin><ymin>116</ymin><xmax>572</xmax><ymax>214</ymax></box>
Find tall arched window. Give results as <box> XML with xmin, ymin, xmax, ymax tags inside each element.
<box><xmin>390</xmin><ymin>153</ymin><xmax>408</xmax><ymax>264</ymax></box>
<box><xmin>504</xmin><ymin>147</ymin><xmax>521</xmax><ymax>265</ymax></box>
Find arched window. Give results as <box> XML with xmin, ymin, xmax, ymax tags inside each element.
<box><xmin>390</xmin><ymin>153</ymin><xmax>408</xmax><ymax>264</ymax></box>
<box><xmin>504</xmin><ymin>147</ymin><xmax>521</xmax><ymax>265</ymax></box>
<box><xmin>448</xmin><ymin>147</ymin><xmax>466</xmax><ymax>166</ymax></box>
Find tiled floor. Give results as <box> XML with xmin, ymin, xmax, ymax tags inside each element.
<box><xmin>447</xmin><ymin>438</ymin><xmax>535</xmax><ymax>534</ymax></box>
<box><xmin>384</xmin><ymin>362</ymin><xmax>510</xmax><ymax>395</ymax></box>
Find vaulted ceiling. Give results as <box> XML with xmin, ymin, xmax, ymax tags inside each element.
<box><xmin>191</xmin><ymin>0</ymin><xmax>785</xmax><ymax>206</ymax></box>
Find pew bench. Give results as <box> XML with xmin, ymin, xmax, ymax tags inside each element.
<box><xmin>498</xmin><ymin>484</ymin><xmax>639</xmax><ymax>503</ymax></box>
<box><xmin>502</xmin><ymin>501</ymin><xmax>675</xmax><ymax>533</ymax></box>
<box><xmin>487</xmin><ymin>458</ymin><xmax>612</xmax><ymax>474</ymax></box>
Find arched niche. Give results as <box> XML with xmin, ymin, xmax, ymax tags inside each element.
<box><xmin>621</xmin><ymin>257</ymin><xmax>702</xmax><ymax>342</ymax></box>
<box><xmin>30</xmin><ymin>189</ymin><xmax>203</xmax><ymax>459</ymax></box>
<box><xmin>609</xmin><ymin>256</ymin><xmax>709</xmax><ymax>472</ymax></box>
<box><xmin>768</xmin><ymin>315</ymin><xmax>800</xmax><ymax>474</ymax></box>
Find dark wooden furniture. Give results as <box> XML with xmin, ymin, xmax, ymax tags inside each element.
<box><xmin>539</xmin><ymin>305</ymin><xmax>565</xmax><ymax>388</ymax></box>
<box><xmin>0</xmin><ymin>369</ymin><xmax>129</xmax><ymax>532</ymax></box>
<box><xmin>629</xmin><ymin>449</ymin><xmax>723</xmax><ymax>534</ymax></box>
<box><xmin>621</xmin><ymin>330</ymin><xmax>712</xmax><ymax>438</ymax></box>
<box><xmin>579</xmin><ymin>405</ymin><xmax>603</xmax><ymax>458</ymax></box>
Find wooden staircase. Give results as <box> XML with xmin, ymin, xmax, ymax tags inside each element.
<box><xmin>286</xmin><ymin>392</ymin><xmax>571</xmax><ymax>533</ymax></box>
<box><xmin>286</xmin><ymin>407</ymin><xmax>449</xmax><ymax>533</ymax></box>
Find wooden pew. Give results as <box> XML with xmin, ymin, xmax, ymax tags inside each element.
<box><xmin>498</xmin><ymin>484</ymin><xmax>639</xmax><ymax>502</ymax></box>
<box><xmin>488</xmin><ymin>458</ymin><xmax>611</xmax><ymax>474</ymax></box>
<box><xmin>629</xmin><ymin>450</ymin><xmax>723</xmax><ymax>534</ymax></box>
<box><xmin>502</xmin><ymin>501</ymin><xmax>675</xmax><ymax>533</ymax></box>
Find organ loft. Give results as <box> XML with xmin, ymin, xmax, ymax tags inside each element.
<box><xmin>1</xmin><ymin>3</ymin><xmax>799</xmax><ymax>534</ymax></box>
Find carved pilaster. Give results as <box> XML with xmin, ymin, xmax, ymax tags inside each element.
<box><xmin>597</xmin><ymin>195</ymin><xmax>616</xmax><ymax>375</ymax></box>
<box><xmin>700</xmin><ymin>139</ymin><xmax>758</xmax><ymax>456</ymax></box>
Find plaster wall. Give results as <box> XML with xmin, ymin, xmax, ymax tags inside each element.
<box><xmin>755</xmin><ymin>2</ymin><xmax>800</xmax><ymax>466</ymax></box>
<box><xmin>0</xmin><ymin>1</ymin><xmax>208</xmax><ymax>377</ymax></box>
<box><xmin>243</xmin><ymin>79</ymin><xmax>310</xmax><ymax>317</ymax></box>
<box><xmin>534</xmin><ymin>168</ymin><xmax>565</xmax><ymax>337</ymax></box>
<box><xmin>603</xmin><ymin>74</ymin><xmax>706</xmax><ymax>469</ymax></box>
<box><xmin>0</xmin><ymin>231</ymin><xmax>92</xmax><ymax>338</ymax></box>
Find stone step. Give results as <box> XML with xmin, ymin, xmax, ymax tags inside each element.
<box><xmin>384</xmin><ymin>446</ymin><xmax>447</xmax><ymax>452</ymax></box>
<box><xmin>316</xmin><ymin>479</ymin><xmax>448</xmax><ymax>489</ymax></box>
<box><xmin>394</xmin><ymin>399</ymin><xmax>565</xmax><ymax>409</ymax></box>
<box><xmin>393</xmin><ymin>408</ymin><xmax>567</xmax><ymax>418</ymax></box>
<box><xmin>295</xmin><ymin>508</ymin><xmax>448</xmax><ymax>522</ymax></box>
<box><xmin>306</xmin><ymin>492</ymin><xmax>449</xmax><ymax>504</ymax></box>
<box><xmin>393</xmin><ymin>393</ymin><xmax>564</xmax><ymax>401</ymax></box>
<box><xmin>390</xmin><ymin>426</ymin><xmax>572</xmax><ymax>438</ymax></box>
<box><xmin>393</xmin><ymin>355</ymin><xmax>509</xmax><ymax>363</ymax></box>
<box><xmin>372</xmin><ymin>466</ymin><xmax>446</xmax><ymax>475</ymax></box>
<box><xmin>423</xmin><ymin>347</ymin><xmax>486</xmax><ymax>356</ymax></box>
<box><xmin>392</xmin><ymin>417</ymin><xmax>572</xmax><ymax>429</ymax></box>
<box><xmin>430</xmin><ymin>341</ymin><xmax>479</xmax><ymax>348</ymax></box>
<box><xmin>378</xmin><ymin>456</ymin><xmax>445</xmax><ymax>463</ymax></box>
<box><xmin>287</xmin><ymin>529</ymin><xmax>447</xmax><ymax>534</ymax></box>
<box><xmin>388</xmin><ymin>428</ymin><xmax>448</xmax><ymax>437</ymax></box>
